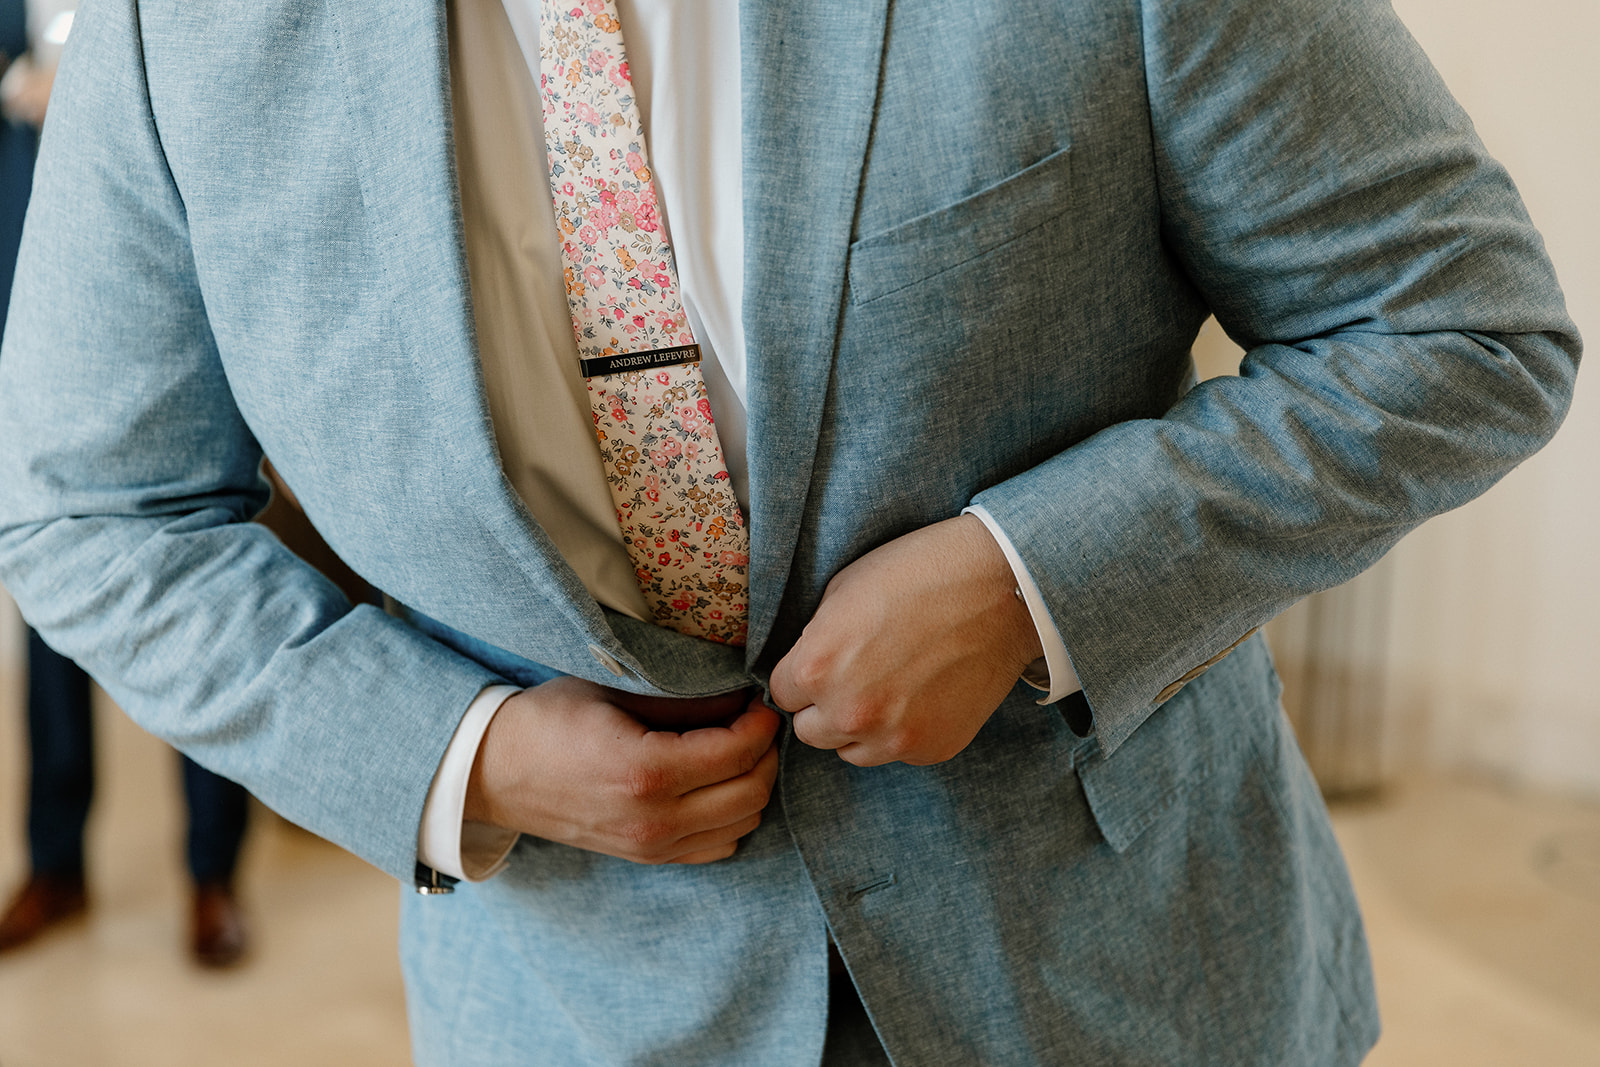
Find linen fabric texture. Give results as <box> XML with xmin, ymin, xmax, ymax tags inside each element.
<box><xmin>0</xmin><ymin>0</ymin><xmax>1580</xmax><ymax>1062</ymax></box>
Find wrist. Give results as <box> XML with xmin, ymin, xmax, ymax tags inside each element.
<box><xmin>464</xmin><ymin>698</ymin><xmax>514</xmax><ymax>826</ymax></box>
<box><xmin>960</xmin><ymin>504</ymin><xmax>1082</xmax><ymax>705</ymax></box>
<box><xmin>1008</xmin><ymin>585</ymin><xmax>1047</xmax><ymax>666</ymax></box>
<box><xmin>419</xmin><ymin>684</ymin><xmax>521</xmax><ymax>882</ymax></box>
<box><xmin>952</xmin><ymin>513</ymin><xmax>1045</xmax><ymax>668</ymax></box>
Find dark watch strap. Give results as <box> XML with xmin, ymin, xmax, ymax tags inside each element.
<box><xmin>414</xmin><ymin>862</ymin><xmax>459</xmax><ymax>896</ymax></box>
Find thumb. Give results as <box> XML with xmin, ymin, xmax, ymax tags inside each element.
<box><xmin>766</xmin><ymin>643</ymin><xmax>817</xmax><ymax>714</ymax></box>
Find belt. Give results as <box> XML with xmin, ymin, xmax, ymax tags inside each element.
<box><xmin>602</xmin><ymin>685</ymin><xmax>756</xmax><ymax>731</ymax></box>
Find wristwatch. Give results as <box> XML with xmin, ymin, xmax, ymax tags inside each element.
<box><xmin>414</xmin><ymin>862</ymin><xmax>459</xmax><ymax>896</ymax></box>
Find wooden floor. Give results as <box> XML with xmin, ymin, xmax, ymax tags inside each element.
<box><xmin>0</xmin><ymin>686</ymin><xmax>411</xmax><ymax>1067</ymax></box>
<box><xmin>1340</xmin><ymin>779</ymin><xmax>1600</xmax><ymax>1066</ymax></box>
<box><xmin>0</xmin><ymin>629</ymin><xmax>1597</xmax><ymax>1063</ymax></box>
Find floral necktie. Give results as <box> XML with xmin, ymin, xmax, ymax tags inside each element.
<box><xmin>539</xmin><ymin>0</ymin><xmax>749</xmax><ymax>646</ymax></box>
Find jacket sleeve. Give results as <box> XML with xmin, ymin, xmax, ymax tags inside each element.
<box><xmin>971</xmin><ymin>0</ymin><xmax>1581</xmax><ymax>756</ymax></box>
<box><xmin>0</xmin><ymin>0</ymin><xmax>501</xmax><ymax>880</ymax></box>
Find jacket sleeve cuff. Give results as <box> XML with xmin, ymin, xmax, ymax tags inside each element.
<box><xmin>418</xmin><ymin>684</ymin><xmax>522</xmax><ymax>882</ymax></box>
<box><xmin>962</xmin><ymin>504</ymin><xmax>1082</xmax><ymax>705</ymax></box>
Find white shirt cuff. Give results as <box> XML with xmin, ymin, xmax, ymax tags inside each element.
<box><xmin>417</xmin><ymin>684</ymin><xmax>523</xmax><ymax>882</ymax></box>
<box><xmin>962</xmin><ymin>504</ymin><xmax>1082</xmax><ymax>705</ymax></box>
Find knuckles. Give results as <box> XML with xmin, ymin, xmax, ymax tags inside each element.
<box><xmin>620</xmin><ymin>761</ymin><xmax>675</xmax><ymax>802</ymax></box>
<box><xmin>734</xmin><ymin>743</ymin><xmax>760</xmax><ymax>778</ymax></box>
<box><xmin>777</xmin><ymin>641</ymin><xmax>838</xmax><ymax>706</ymax></box>
<box><xmin>787</xmin><ymin>652</ymin><xmax>828</xmax><ymax>695</ymax></box>
<box><xmin>740</xmin><ymin>777</ymin><xmax>777</xmax><ymax>809</ymax></box>
<box><xmin>865</xmin><ymin>727</ymin><xmax>919</xmax><ymax>764</ymax></box>
<box><xmin>831</xmin><ymin>701</ymin><xmax>882</xmax><ymax>738</ymax></box>
<box><xmin>618</xmin><ymin>816</ymin><xmax>677</xmax><ymax>858</ymax></box>
<box><xmin>673</xmin><ymin>842</ymin><xmax>739</xmax><ymax>866</ymax></box>
<box><xmin>792</xmin><ymin>714</ymin><xmax>836</xmax><ymax>751</ymax></box>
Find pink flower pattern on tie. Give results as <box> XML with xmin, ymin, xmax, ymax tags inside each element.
<box><xmin>541</xmin><ymin>0</ymin><xmax>749</xmax><ymax>645</ymax></box>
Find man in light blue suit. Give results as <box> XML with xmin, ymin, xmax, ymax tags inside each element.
<box><xmin>0</xmin><ymin>0</ymin><xmax>1580</xmax><ymax>1062</ymax></box>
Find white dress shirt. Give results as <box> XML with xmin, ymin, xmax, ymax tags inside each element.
<box><xmin>419</xmin><ymin>0</ymin><xmax>1079</xmax><ymax>881</ymax></box>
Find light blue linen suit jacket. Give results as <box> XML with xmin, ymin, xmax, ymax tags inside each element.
<box><xmin>0</xmin><ymin>0</ymin><xmax>1580</xmax><ymax>1062</ymax></box>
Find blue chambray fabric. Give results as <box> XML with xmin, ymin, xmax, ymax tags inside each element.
<box><xmin>0</xmin><ymin>0</ymin><xmax>1579</xmax><ymax>1062</ymax></box>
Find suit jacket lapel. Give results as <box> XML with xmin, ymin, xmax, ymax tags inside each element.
<box><xmin>740</xmin><ymin>0</ymin><xmax>892</xmax><ymax>665</ymax></box>
<box><xmin>331</xmin><ymin>0</ymin><xmax>894</xmax><ymax>665</ymax></box>
<box><xmin>330</xmin><ymin>0</ymin><xmax>604</xmax><ymax>635</ymax></box>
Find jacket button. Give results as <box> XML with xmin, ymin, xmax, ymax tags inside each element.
<box><xmin>588</xmin><ymin>644</ymin><xmax>628</xmax><ymax>677</ymax></box>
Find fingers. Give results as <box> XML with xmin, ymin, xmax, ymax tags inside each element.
<box><xmin>674</xmin><ymin>744</ymin><xmax>779</xmax><ymax>825</ymax></box>
<box><xmin>471</xmin><ymin>678</ymin><xmax>784</xmax><ymax>867</ymax></box>
<box><xmin>768</xmin><ymin>694</ymin><xmax>895</xmax><ymax>764</ymax></box>
<box><xmin>726</xmin><ymin>701</ymin><xmax>784</xmax><ymax>747</ymax></box>
<box><xmin>794</xmin><ymin>710</ymin><xmax>893</xmax><ymax>767</ymax></box>
<box><xmin>754</xmin><ymin>691</ymin><xmax>857</xmax><ymax>757</ymax></box>
<box><xmin>670</xmin><ymin>847</ymin><xmax>739</xmax><ymax>865</ymax></box>
<box><xmin>661</xmin><ymin>811</ymin><xmax>766</xmax><ymax>865</ymax></box>
<box><xmin>616</xmin><ymin>809</ymin><xmax>765</xmax><ymax>866</ymax></box>
<box><xmin>790</xmin><ymin>703</ymin><xmax>851</xmax><ymax>752</ymax></box>
<box><xmin>616</xmin><ymin>747</ymin><xmax>778</xmax><ymax>864</ymax></box>
<box><xmin>642</xmin><ymin>744</ymin><xmax>778</xmax><ymax>849</ymax></box>
<box><xmin>635</xmin><ymin>702</ymin><xmax>781</xmax><ymax>795</ymax></box>
<box><xmin>767</xmin><ymin>630</ymin><xmax>825</xmax><ymax>713</ymax></box>
<box><xmin>834</xmin><ymin>743</ymin><xmax>883</xmax><ymax>768</ymax></box>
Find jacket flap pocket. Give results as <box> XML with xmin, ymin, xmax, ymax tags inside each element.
<box><xmin>1076</xmin><ymin>710</ymin><xmax>1210</xmax><ymax>854</ymax></box>
<box><xmin>1076</xmin><ymin>636</ymin><xmax>1272</xmax><ymax>853</ymax></box>
<box><xmin>847</xmin><ymin>144</ymin><xmax>1073</xmax><ymax>305</ymax></box>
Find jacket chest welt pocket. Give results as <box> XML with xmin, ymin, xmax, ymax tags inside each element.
<box><xmin>846</xmin><ymin>144</ymin><xmax>1074</xmax><ymax>306</ymax></box>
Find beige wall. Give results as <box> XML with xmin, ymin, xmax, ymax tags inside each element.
<box><xmin>1389</xmin><ymin>0</ymin><xmax>1599</xmax><ymax>793</ymax></box>
<box><xmin>1196</xmin><ymin>0</ymin><xmax>1600</xmax><ymax>793</ymax></box>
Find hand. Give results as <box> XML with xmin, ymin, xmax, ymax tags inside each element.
<box><xmin>769</xmin><ymin>514</ymin><xmax>1044</xmax><ymax>767</ymax></box>
<box><xmin>0</xmin><ymin>58</ymin><xmax>54</xmax><ymax>129</ymax></box>
<box><xmin>464</xmin><ymin>677</ymin><xmax>781</xmax><ymax>864</ymax></box>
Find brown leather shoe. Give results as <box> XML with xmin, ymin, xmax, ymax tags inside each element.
<box><xmin>0</xmin><ymin>873</ymin><xmax>88</xmax><ymax>953</ymax></box>
<box><xmin>190</xmin><ymin>880</ymin><xmax>248</xmax><ymax>969</ymax></box>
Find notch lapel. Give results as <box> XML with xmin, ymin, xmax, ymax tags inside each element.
<box><xmin>329</xmin><ymin>0</ymin><xmax>604</xmax><ymax>635</ymax></box>
<box><xmin>739</xmin><ymin>0</ymin><xmax>892</xmax><ymax>665</ymax></box>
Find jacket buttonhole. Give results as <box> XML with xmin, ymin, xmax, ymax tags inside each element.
<box><xmin>846</xmin><ymin>873</ymin><xmax>898</xmax><ymax>901</ymax></box>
